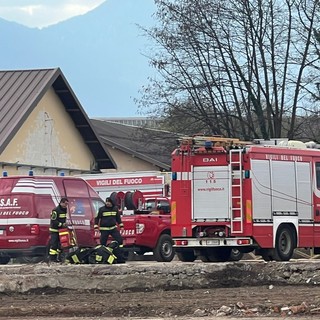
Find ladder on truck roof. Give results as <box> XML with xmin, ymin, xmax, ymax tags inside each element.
<box><xmin>229</xmin><ymin>149</ymin><xmax>243</xmax><ymax>234</ymax></box>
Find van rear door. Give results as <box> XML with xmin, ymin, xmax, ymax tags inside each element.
<box><xmin>63</xmin><ymin>178</ymin><xmax>97</xmax><ymax>247</ymax></box>
<box><xmin>0</xmin><ymin>191</ymin><xmax>39</xmax><ymax>250</ymax></box>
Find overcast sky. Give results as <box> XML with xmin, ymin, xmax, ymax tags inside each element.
<box><xmin>0</xmin><ymin>0</ymin><xmax>106</xmax><ymax>28</ymax></box>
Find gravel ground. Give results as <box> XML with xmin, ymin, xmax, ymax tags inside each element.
<box><xmin>1</xmin><ymin>259</ymin><xmax>320</xmax><ymax>318</ymax></box>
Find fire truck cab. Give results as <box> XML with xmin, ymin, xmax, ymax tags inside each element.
<box><xmin>171</xmin><ymin>136</ymin><xmax>320</xmax><ymax>262</ymax></box>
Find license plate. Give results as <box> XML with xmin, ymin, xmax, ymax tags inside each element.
<box><xmin>0</xmin><ymin>230</ymin><xmax>4</xmax><ymax>235</ymax></box>
<box><xmin>206</xmin><ymin>239</ymin><xmax>219</xmax><ymax>245</ymax></box>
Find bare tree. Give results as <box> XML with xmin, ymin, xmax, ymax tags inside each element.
<box><xmin>314</xmin><ymin>28</ymin><xmax>320</xmax><ymax>103</ymax></box>
<box><xmin>137</xmin><ymin>0</ymin><xmax>320</xmax><ymax>140</ymax></box>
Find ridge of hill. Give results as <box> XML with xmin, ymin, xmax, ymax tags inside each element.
<box><xmin>0</xmin><ymin>0</ymin><xmax>157</xmax><ymax>117</ymax></box>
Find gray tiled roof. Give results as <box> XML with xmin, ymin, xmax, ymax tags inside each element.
<box><xmin>90</xmin><ymin>119</ymin><xmax>180</xmax><ymax>171</ymax></box>
<box><xmin>0</xmin><ymin>68</ymin><xmax>116</xmax><ymax>170</ymax></box>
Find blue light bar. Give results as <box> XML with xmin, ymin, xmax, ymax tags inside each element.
<box><xmin>205</xmin><ymin>141</ymin><xmax>213</xmax><ymax>149</ymax></box>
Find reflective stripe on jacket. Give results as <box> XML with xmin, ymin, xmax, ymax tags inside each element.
<box><xmin>50</xmin><ymin>205</ymin><xmax>67</xmax><ymax>232</ymax></box>
<box><xmin>94</xmin><ymin>205</ymin><xmax>123</xmax><ymax>229</ymax></box>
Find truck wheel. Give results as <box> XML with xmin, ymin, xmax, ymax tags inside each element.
<box><xmin>176</xmin><ymin>250</ymin><xmax>196</xmax><ymax>262</ymax></box>
<box><xmin>260</xmin><ymin>248</ymin><xmax>275</xmax><ymax>261</ymax></box>
<box><xmin>206</xmin><ymin>248</ymin><xmax>232</xmax><ymax>262</ymax></box>
<box><xmin>153</xmin><ymin>234</ymin><xmax>175</xmax><ymax>262</ymax></box>
<box><xmin>274</xmin><ymin>225</ymin><xmax>295</xmax><ymax>261</ymax></box>
<box><xmin>199</xmin><ymin>255</ymin><xmax>210</xmax><ymax>262</ymax></box>
<box><xmin>229</xmin><ymin>249</ymin><xmax>244</xmax><ymax>261</ymax></box>
<box><xmin>0</xmin><ymin>256</ymin><xmax>10</xmax><ymax>265</ymax></box>
<box><xmin>16</xmin><ymin>256</ymin><xmax>44</xmax><ymax>264</ymax></box>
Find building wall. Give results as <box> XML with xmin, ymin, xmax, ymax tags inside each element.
<box><xmin>103</xmin><ymin>146</ymin><xmax>158</xmax><ymax>172</ymax></box>
<box><xmin>0</xmin><ymin>87</ymin><xmax>95</xmax><ymax>176</ymax></box>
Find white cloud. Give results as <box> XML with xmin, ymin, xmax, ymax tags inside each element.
<box><xmin>0</xmin><ymin>0</ymin><xmax>107</xmax><ymax>29</ymax></box>
<box><xmin>19</xmin><ymin>5</ymin><xmax>41</xmax><ymax>16</ymax></box>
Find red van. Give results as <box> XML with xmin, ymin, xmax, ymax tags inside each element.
<box><xmin>0</xmin><ymin>174</ymin><xmax>105</xmax><ymax>264</ymax></box>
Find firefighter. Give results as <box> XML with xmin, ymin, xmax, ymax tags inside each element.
<box><xmin>92</xmin><ymin>240</ymin><xmax>119</xmax><ymax>264</ymax></box>
<box><xmin>94</xmin><ymin>197</ymin><xmax>124</xmax><ymax>247</ymax></box>
<box><xmin>48</xmin><ymin>197</ymin><xmax>69</xmax><ymax>262</ymax></box>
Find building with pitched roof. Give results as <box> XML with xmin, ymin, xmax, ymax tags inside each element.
<box><xmin>0</xmin><ymin>68</ymin><xmax>181</xmax><ymax>176</ymax></box>
<box><xmin>0</xmin><ymin>68</ymin><xmax>116</xmax><ymax>176</ymax></box>
<box><xmin>90</xmin><ymin>119</ymin><xmax>179</xmax><ymax>172</ymax></box>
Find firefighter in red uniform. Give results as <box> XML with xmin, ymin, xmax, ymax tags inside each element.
<box><xmin>94</xmin><ymin>197</ymin><xmax>124</xmax><ymax>246</ymax></box>
<box><xmin>49</xmin><ymin>197</ymin><xmax>69</xmax><ymax>262</ymax></box>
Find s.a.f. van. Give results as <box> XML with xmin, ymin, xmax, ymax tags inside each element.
<box><xmin>0</xmin><ymin>175</ymin><xmax>104</xmax><ymax>264</ymax></box>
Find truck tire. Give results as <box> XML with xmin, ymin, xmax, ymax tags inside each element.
<box><xmin>260</xmin><ymin>226</ymin><xmax>295</xmax><ymax>262</ymax></box>
<box><xmin>274</xmin><ymin>225</ymin><xmax>295</xmax><ymax>261</ymax></box>
<box><xmin>229</xmin><ymin>249</ymin><xmax>244</xmax><ymax>261</ymax></box>
<box><xmin>0</xmin><ymin>256</ymin><xmax>10</xmax><ymax>265</ymax></box>
<box><xmin>153</xmin><ymin>234</ymin><xmax>175</xmax><ymax>262</ymax></box>
<box><xmin>16</xmin><ymin>256</ymin><xmax>44</xmax><ymax>264</ymax></box>
<box><xmin>176</xmin><ymin>250</ymin><xmax>196</xmax><ymax>262</ymax></box>
<box><xmin>205</xmin><ymin>248</ymin><xmax>232</xmax><ymax>262</ymax></box>
<box><xmin>199</xmin><ymin>255</ymin><xmax>210</xmax><ymax>262</ymax></box>
<box><xmin>260</xmin><ymin>248</ymin><xmax>275</xmax><ymax>261</ymax></box>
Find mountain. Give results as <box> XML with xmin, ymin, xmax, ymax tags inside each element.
<box><xmin>0</xmin><ymin>0</ymin><xmax>157</xmax><ymax>117</ymax></box>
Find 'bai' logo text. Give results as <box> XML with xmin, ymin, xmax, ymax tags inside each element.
<box><xmin>203</xmin><ymin>157</ymin><xmax>218</xmax><ymax>163</ymax></box>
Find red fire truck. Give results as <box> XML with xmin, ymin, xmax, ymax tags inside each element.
<box><xmin>80</xmin><ymin>172</ymin><xmax>174</xmax><ymax>262</ymax></box>
<box><xmin>171</xmin><ymin>136</ymin><xmax>320</xmax><ymax>262</ymax></box>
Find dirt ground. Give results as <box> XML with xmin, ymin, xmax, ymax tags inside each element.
<box><xmin>1</xmin><ymin>284</ymin><xmax>320</xmax><ymax>318</ymax></box>
<box><xmin>2</xmin><ymin>258</ymin><xmax>320</xmax><ymax>318</ymax></box>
